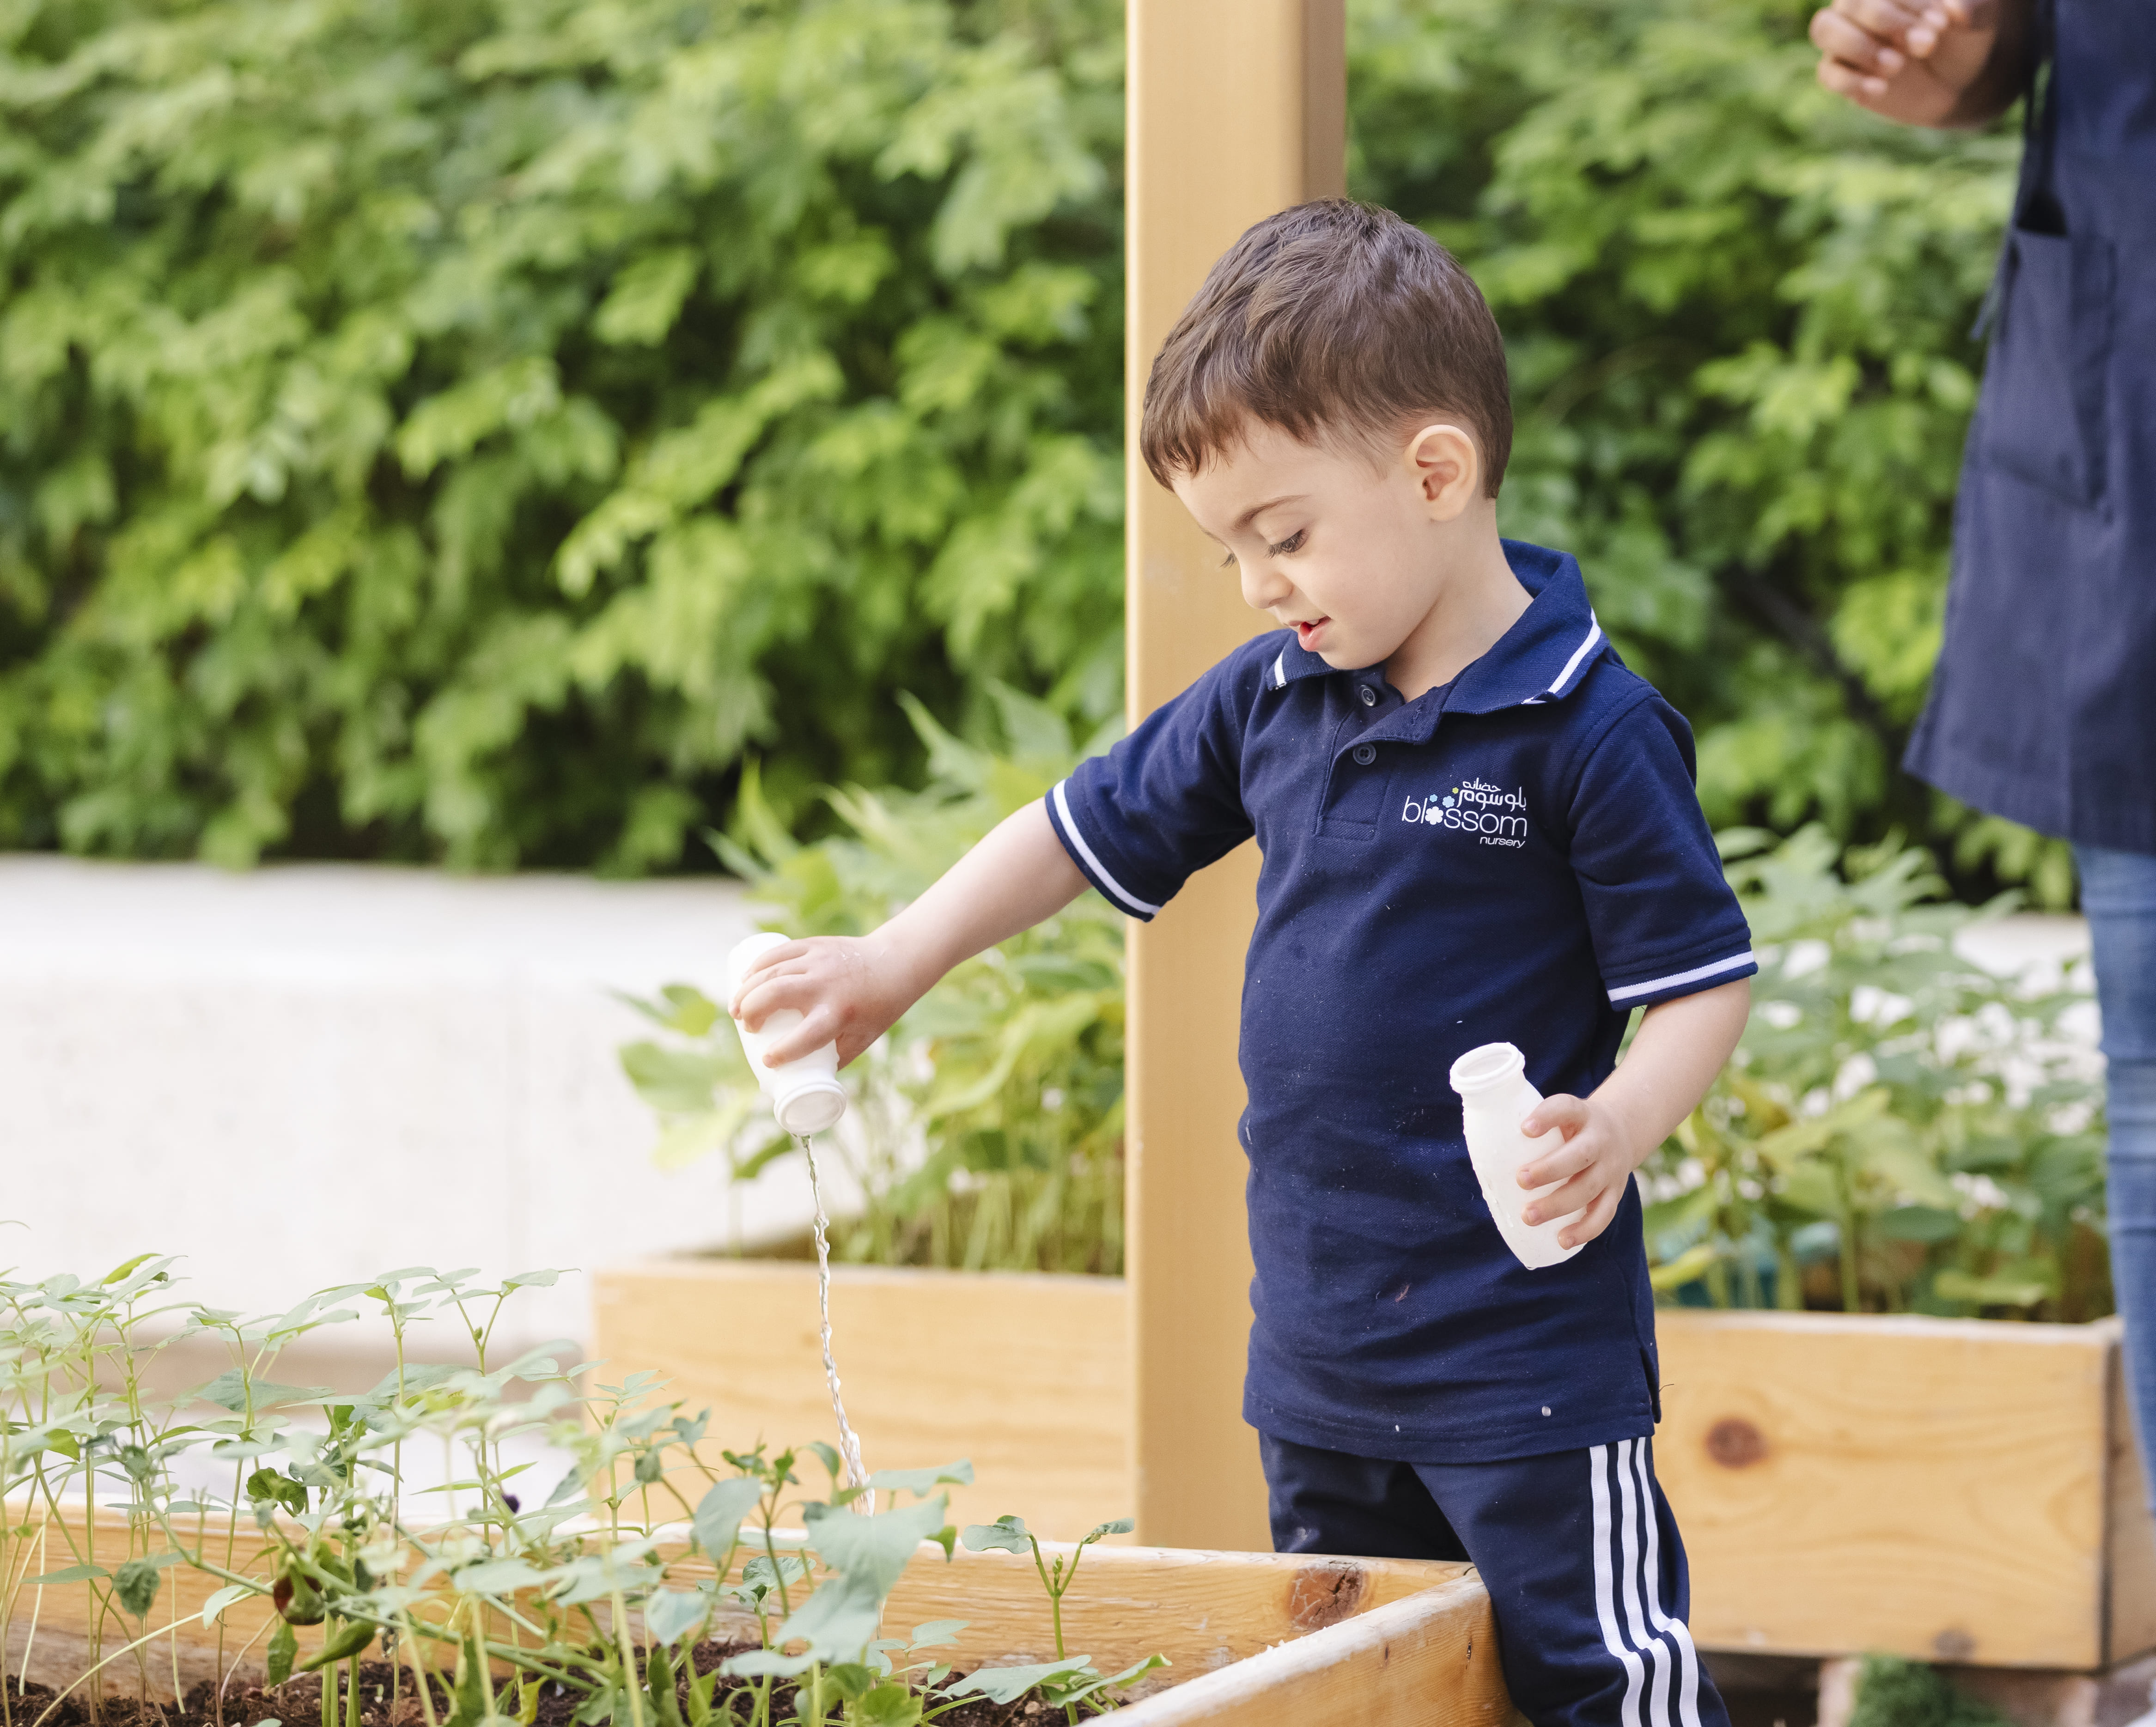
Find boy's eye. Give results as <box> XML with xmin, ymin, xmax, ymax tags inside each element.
<box><xmin>1267</xmin><ymin>529</ymin><xmax>1306</xmax><ymax>557</ymax></box>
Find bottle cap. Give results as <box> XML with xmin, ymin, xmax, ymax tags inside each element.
<box><xmin>773</xmin><ymin>1075</ymin><xmax>848</xmax><ymax>1137</ymax></box>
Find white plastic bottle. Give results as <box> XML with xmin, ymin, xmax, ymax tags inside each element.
<box><xmin>1449</xmin><ymin>1041</ymin><xmax>1584</xmax><ymax>1270</ymax></box>
<box><xmin>726</xmin><ymin>932</ymin><xmax>849</xmax><ymax>1137</ymax></box>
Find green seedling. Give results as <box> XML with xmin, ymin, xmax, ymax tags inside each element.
<box><xmin>2</xmin><ymin>1248</ymin><xmax>1162</xmax><ymax>1727</ymax></box>
<box><xmin>954</xmin><ymin>1515</ymin><xmax>1166</xmax><ymax>1720</ymax></box>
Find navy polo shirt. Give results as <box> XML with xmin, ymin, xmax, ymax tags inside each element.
<box><xmin>1047</xmin><ymin>541</ymin><xmax>1756</xmax><ymax>1463</ymax></box>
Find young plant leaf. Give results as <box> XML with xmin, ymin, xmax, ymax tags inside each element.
<box><xmin>717</xmin><ymin>1648</ymin><xmax>816</xmax><ymax>1681</ymax></box>
<box><xmin>22</xmin><ymin>1564</ymin><xmax>109</xmax><ymax>1585</ymax></box>
<box><xmin>114</xmin><ymin>1552</ymin><xmax>164</xmax><ymax>1621</ymax></box>
<box><xmin>691</xmin><ymin>1475</ymin><xmax>764</xmax><ymax>1558</ymax></box>
<box><xmin>847</xmin><ymin>1684</ymin><xmax>922</xmax><ymax>1727</ymax></box>
<box><xmin>938</xmin><ymin>1657</ymin><xmax>1096</xmax><ymax>1704</ymax></box>
<box><xmin>781</xmin><ymin>1495</ymin><xmax>953</xmax><ymax>1662</ymax></box>
<box><xmin>642</xmin><ymin>1585</ymin><xmax>712</xmax><ymax>1648</ymax></box>
<box><xmin>1081</xmin><ymin>1517</ymin><xmax>1134</xmax><ymax>1545</ymax></box>
<box><xmin>957</xmin><ymin>1515</ymin><xmax>1032</xmax><ymax>1557</ymax></box>
<box><xmin>864</xmin><ymin>1460</ymin><xmax>973</xmax><ymax>1499</ymax></box>
<box><xmin>267</xmin><ymin>1618</ymin><xmax>298</xmax><ymax>1686</ymax></box>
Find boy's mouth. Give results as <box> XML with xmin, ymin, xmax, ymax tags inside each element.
<box><xmin>1296</xmin><ymin>617</ymin><xmax>1330</xmax><ymax>650</ymax></box>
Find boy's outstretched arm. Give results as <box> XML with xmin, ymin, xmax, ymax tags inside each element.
<box><xmin>1516</xmin><ymin>979</ymin><xmax>1753</xmax><ymax>1250</ymax></box>
<box><xmin>729</xmin><ymin>799</ymin><xmax>1087</xmax><ymax>1068</ymax></box>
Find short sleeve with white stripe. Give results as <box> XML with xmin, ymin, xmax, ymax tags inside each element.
<box><xmin>1044</xmin><ymin>655</ymin><xmax>1257</xmax><ymax>922</ymax></box>
<box><xmin>1565</xmin><ymin>697</ymin><xmax>1756</xmax><ymax>1010</ymax></box>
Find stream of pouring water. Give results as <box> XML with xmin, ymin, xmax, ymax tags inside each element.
<box><xmin>798</xmin><ymin>1132</ymin><xmax>874</xmax><ymax>1514</ymax></box>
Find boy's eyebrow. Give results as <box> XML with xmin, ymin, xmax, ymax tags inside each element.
<box><xmin>1232</xmin><ymin>494</ymin><xmax>1306</xmax><ymax>532</ymax></box>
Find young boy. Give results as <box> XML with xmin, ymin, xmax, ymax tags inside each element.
<box><xmin>733</xmin><ymin>199</ymin><xmax>1752</xmax><ymax>1727</ymax></box>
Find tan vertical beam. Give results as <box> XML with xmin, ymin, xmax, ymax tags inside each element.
<box><xmin>1126</xmin><ymin>0</ymin><xmax>1346</xmax><ymax>1553</ymax></box>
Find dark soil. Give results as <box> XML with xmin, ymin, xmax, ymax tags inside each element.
<box><xmin>6</xmin><ymin>1642</ymin><xmax>1052</xmax><ymax>1727</ymax></box>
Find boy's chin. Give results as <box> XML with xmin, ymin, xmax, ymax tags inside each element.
<box><xmin>1317</xmin><ymin>640</ymin><xmax>1387</xmax><ymax>673</ymax></box>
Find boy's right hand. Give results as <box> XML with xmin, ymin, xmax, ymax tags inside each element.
<box><xmin>726</xmin><ymin>798</ymin><xmax>1089</xmax><ymax>1072</ymax></box>
<box><xmin>729</xmin><ymin>934</ymin><xmax>924</xmax><ymax>1069</ymax></box>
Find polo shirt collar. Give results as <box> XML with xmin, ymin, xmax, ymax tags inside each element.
<box><xmin>1264</xmin><ymin>540</ymin><xmax>1606</xmax><ymax>722</ymax></box>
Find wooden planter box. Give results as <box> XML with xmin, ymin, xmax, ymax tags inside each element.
<box><xmin>6</xmin><ymin>1503</ymin><xmax>1510</xmax><ymax>1727</ymax></box>
<box><xmin>1656</xmin><ymin>1310</ymin><xmax>2156</xmax><ymax>1671</ymax></box>
<box><xmin>594</xmin><ymin>1259</ymin><xmax>1135</xmax><ymax>1541</ymax></box>
<box><xmin>598</xmin><ymin>1261</ymin><xmax>2156</xmax><ymax>1672</ymax></box>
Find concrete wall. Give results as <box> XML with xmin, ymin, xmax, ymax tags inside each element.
<box><xmin>0</xmin><ymin>855</ymin><xmax>831</xmax><ymax>1355</ymax></box>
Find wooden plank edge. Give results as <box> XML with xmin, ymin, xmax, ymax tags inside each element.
<box><xmin>1657</xmin><ymin>1310</ymin><xmax>2115</xmax><ymax>1349</ymax></box>
<box><xmin>593</xmin><ymin>1260</ymin><xmax>1129</xmax><ymax>1296</ymax></box>
<box><xmin>1109</xmin><ymin>1573</ymin><xmax>1510</xmax><ymax>1727</ymax></box>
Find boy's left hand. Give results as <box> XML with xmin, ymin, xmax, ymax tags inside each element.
<box><xmin>1515</xmin><ymin>1093</ymin><xmax>1654</xmax><ymax>1251</ymax></box>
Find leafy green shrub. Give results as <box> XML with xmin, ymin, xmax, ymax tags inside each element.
<box><xmin>0</xmin><ymin>0</ymin><xmax>1122</xmax><ymax>868</ymax></box>
<box><xmin>1849</xmin><ymin>1655</ymin><xmax>2015</xmax><ymax>1727</ymax></box>
<box><xmin>1352</xmin><ymin>0</ymin><xmax>2069</xmax><ymax>902</ymax></box>
<box><xmin>1644</xmin><ymin>827</ymin><xmax>2107</xmax><ymax>1318</ymax></box>
<box><xmin>619</xmin><ymin>684</ymin><xmax>1125</xmax><ymax>1274</ymax></box>
<box><xmin>4</xmin><ymin>0</ymin><xmax>2077</xmax><ymax>901</ymax></box>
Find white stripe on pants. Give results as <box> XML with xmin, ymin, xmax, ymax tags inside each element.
<box><xmin>1589</xmin><ymin>1440</ymin><xmax>1703</xmax><ymax>1727</ymax></box>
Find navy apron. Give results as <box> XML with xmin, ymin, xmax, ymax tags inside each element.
<box><xmin>1903</xmin><ymin>0</ymin><xmax>2156</xmax><ymax>857</ymax></box>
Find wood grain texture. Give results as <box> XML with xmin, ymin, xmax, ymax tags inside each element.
<box><xmin>881</xmin><ymin>1542</ymin><xmax>1471</xmax><ymax>1685</ymax></box>
<box><xmin>2102</xmin><ymin>1319</ymin><xmax>2156</xmax><ymax>1665</ymax></box>
<box><xmin>1656</xmin><ymin>1310</ymin><xmax>2136</xmax><ymax>1668</ymax></box>
<box><xmin>6</xmin><ymin>1501</ymin><xmax>1489</xmax><ymax>1717</ymax></box>
<box><xmin>592</xmin><ymin>1259</ymin><xmax>1132</xmax><ymax>1543</ymax></box>
<box><xmin>6</xmin><ymin>1505</ymin><xmax>328</xmax><ymax>1699</ymax></box>
<box><xmin>1110</xmin><ymin>1573</ymin><xmax>1512</xmax><ymax>1727</ymax></box>
<box><xmin>1125</xmin><ymin>0</ymin><xmax>1346</xmax><ymax>1561</ymax></box>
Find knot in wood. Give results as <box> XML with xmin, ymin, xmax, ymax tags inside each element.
<box><xmin>1287</xmin><ymin>1559</ymin><xmax>1371</xmax><ymax>1631</ymax></box>
<box><xmin>1932</xmin><ymin>1628</ymin><xmax>1977</xmax><ymax>1661</ymax></box>
<box><xmin>1704</xmin><ymin>1416</ymin><xmax>1768</xmax><ymax>1469</ymax></box>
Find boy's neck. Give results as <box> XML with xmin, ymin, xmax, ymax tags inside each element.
<box><xmin>1383</xmin><ymin>519</ymin><xmax>1531</xmax><ymax>702</ymax></box>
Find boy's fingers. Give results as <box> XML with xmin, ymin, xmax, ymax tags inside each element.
<box><xmin>760</xmin><ymin>1003</ymin><xmax>839</xmax><ymax>1067</ymax></box>
<box><xmin>1518</xmin><ymin>1129</ymin><xmax>1602</xmax><ymax>1195</ymax></box>
<box><xmin>1519</xmin><ymin>1093</ymin><xmax>1588</xmax><ymax>1142</ymax></box>
<box><xmin>732</xmin><ymin>968</ymin><xmax>822</xmax><ymax>1032</ymax></box>
<box><xmin>1556</xmin><ymin>1185</ymin><xmax>1624</xmax><ymax>1251</ymax></box>
<box><xmin>727</xmin><ymin>939</ymin><xmax>809</xmax><ymax>1016</ymax></box>
<box><xmin>1521</xmin><ymin>1155</ymin><xmax>1607</xmax><ymax>1221</ymax></box>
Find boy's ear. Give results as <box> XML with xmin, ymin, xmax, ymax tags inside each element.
<box><xmin>1402</xmin><ymin>422</ymin><xmax>1483</xmax><ymax>521</ymax></box>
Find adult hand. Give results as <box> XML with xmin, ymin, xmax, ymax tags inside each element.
<box><xmin>1810</xmin><ymin>0</ymin><xmax>2007</xmax><ymax>128</ymax></box>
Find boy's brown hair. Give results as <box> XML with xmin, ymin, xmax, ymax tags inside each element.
<box><xmin>1139</xmin><ymin>199</ymin><xmax>1511</xmax><ymax>498</ymax></box>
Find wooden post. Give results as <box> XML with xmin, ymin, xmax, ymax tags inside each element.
<box><xmin>1126</xmin><ymin>0</ymin><xmax>1346</xmax><ymax>1552</ymax></box>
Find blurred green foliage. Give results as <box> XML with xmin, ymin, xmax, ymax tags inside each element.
<box><xmin>1353</xmin><ymin>0</ymin><xmax>2070</xmax><ymax>903</ymax></box>
<box><xmin>1</xmin><ymin>0</ymin><xmax>2073</xmax><ymax>904</ymax></box>
<box><xmin>1642</xmin><ymin>827</ymin><xmax>2107</xmax><ymax>1319</ymax></box>
<box><xmin>0</xmin><ymin>0</ymin><xmax>1122</xmax><ymax>868</ymax></box>
<box><xmin>619</xmin><ymin>686</ymin><xmax>1127</xmax><ymax>1274</ymax></box>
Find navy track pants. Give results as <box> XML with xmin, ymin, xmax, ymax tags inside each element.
<box><xmin>1260</xmin><ymin>1431</ymin><xmax>1731</xmax><ymax>1727</ymax></box>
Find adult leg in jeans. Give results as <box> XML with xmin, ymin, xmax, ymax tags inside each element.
<box><xmin>2080</xmin><ymin>845</ymin><xmax>2156</xmax><ymax>1497</ymax></box>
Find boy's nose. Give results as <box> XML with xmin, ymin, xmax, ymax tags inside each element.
<box><xmin>1241</xmin><ymin>561</ymin><xmax>1292</xmax><ymax>612</ymax></box>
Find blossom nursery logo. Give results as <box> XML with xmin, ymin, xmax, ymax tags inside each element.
<box><xmin>1402</xmin><ymin>777</ymin><xmax>1529</xmax><ymax>848</ymax></box>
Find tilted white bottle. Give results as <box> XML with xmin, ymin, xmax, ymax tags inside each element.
<box><xmin>1449</xmin><ymin>1041</ymin><xmax>1584</xmax><ymax>1270</ymax></box>
<box><xmin>726</xmin><ymin>932</ymin><xmax>849</xmax><ymax>1136</ymax></box>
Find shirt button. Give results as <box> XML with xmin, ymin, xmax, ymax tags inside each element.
<box><xmin>1352</xmin><ymin>743</ymin><xmax>1377</xmax><ymax>766</ymax></box>
<box><xmin>1358</xmin><ymin>686</ymin><xmax>1378</xmax><ymax>707</ymax></box>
